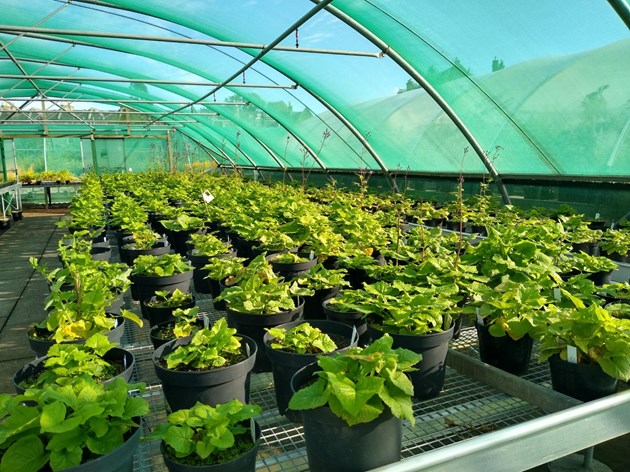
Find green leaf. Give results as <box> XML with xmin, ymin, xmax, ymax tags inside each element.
<box><xmin>49</xmin><ymin>446</ymin><xmax>83</xmax><ymax>471</ymax></box>
<box><xmin>40</xmin><ymin>401</ymin><xmax>67</xmax><ymax>433</ymax></box>
<box><xmin>164</xmin><ymin>425</ymin><xmax>194</xmax><ymax>455</ymax></box>
<box><xmin>0</xmin><ymin>435</ymin><xmax>48</xmax><ymax>472</ymax></box>
<box><xmin>288</xmin><ymin>379</ymin><xmax>329</xmax><ymax>411</ymax></box>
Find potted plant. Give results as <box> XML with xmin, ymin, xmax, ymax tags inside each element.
<box><xmin>468</xmin><ymin>277</ymin><xmax>550</xmax><ymax>375</ymax></box>
<box><xmin>295</xmin><ymin>263</ymin><xmax>349</xmax><ymax>319</ymax></box>
<box><xmin>120</xmin><ymin>226</ymin><xmax>170</xmax><ymax>265</ymax></box>
<box><xmin>130</xmin><ymin>253</ymin><xmax>193</xmax><ymax>313</ymax></box>
<box><xmin>144</xmin><ymin>400</ymin><xmax>262</xmax><ymax>472</ymax></box>
<box><xmin>28</xmin><ymin>258</ymin><xmax>142</xmax><ymax>356</ymax></box>
<box><xmin>341</xmin><ymin>280</ymin><xmax>458</xmax><ymax>398</ymax></box>
<box><xmin>558</xmin><ymin>252</ymin><xmax>618</xmax><ymax>286</ymax></box>
<box><xmin>598</xmin><ymin>282</ymin><xmax>630</xmax><ymax>304</ymax></box>
<box><xmin>152</xmin><ymin>318</ymin><xmax>257</xmax><ymax>411</ymax></box>
<box><xmin>322</xmin><ymin>291</ymin><xmax>371</xmax><ymax>346</ymax></box>
<box><xmin>186</xmin><ymin>232</ymin><xmax>236</xmax><ymax>293</ymax></box>
<box><xmin>216</xmin><ymin>253</ymin><xmax>312</xmax><ymax>372</ymax></box>
<box><xmin>14</xmin><ymin>333</ymin><xmax>134</xmax><ymax>393</ymax></box>
<box><xmin>161</xmin><ymin>213</ymin><xmax>206</xmax><ymax>256</ymax></box>
<box><xmin>142</xmin><ymin>288</ymin><xmax>196</xmax><ymax>327</ymax></box>
<box><xmin>599</xmin><ymin>228</ymin><xmax>630</xmax><ymax>262</ymax></box>
<box><xmin>263</xmin><ymin>320</ymin><xmax>358</xmax><ymax>421</ymax></box>
<box><xmin>202</xmin><ymin>256</ymin><xmax>247</xmax><ymax>310</ymax></box>
<box><xmin>149</xmin><ymin>306</ymin><xmax>204</xmax><ymax>349</ymax></box>
<box><xmin>288</xmin><ymin>334</ymin><xmax>422</xmax><ymax>472</ymax></box>
<box><xmin>0</xmin><ymin>377</ymin><xmax>149</xmax><ymax>472</ymax></box>
<box><xmin>536</xmin><ymin>302</ymin><xmax>630</xmax><ymax>401</ymax></box>
<box><xmin>266</xmin><ymin>251</ymin><xmax>318</xmax><ymax>279</ymax></box>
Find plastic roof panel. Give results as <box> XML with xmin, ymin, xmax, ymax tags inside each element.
<box><xmin>0</xmin><ymin>0</ymin><xmax>628</xmax><ymax>181</ymax></box>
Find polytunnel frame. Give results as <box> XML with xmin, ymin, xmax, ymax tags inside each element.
<box><xmin>0</xmin><ymin>1</ymin><xmax>627</xmax><ymax>201</ymax></box>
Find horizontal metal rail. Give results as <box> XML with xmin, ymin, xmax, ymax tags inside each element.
<box><xmin>371</xmin><ymin>389</ymin><xmax>630</xmax><ymax>472</ymax></box>
<box><xmin>0</xmin><ymin>25</ymin><xmax>383</xmax><ymax>58</ymax></box>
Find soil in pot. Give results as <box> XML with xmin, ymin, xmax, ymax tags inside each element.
<box><xmin>153</xmin><ymin>335</ymin><xmax>257</xmax><ymax>411</ymax></box>
<box><xmin>14</xmin><ymin>347</ymin><xmax>135</xmax><ymax>394</ymax></box>
<box><xmin>475</xmin><ymin>321</ymin><xmax>533</xmax><ymax>375</ymax></box>
<box><xmin>149</xmin><ymin>318</ymin><xmax>206</xmax><ymax>349</ymax></box>
<box><xmin>161</xmin><ymin>423</ymin><xmax>261</xmax><ymax>472</ymax></box>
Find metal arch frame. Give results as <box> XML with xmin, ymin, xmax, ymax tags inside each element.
<box><xmin>0</xmin><ymin>24</ymin><xmax>331</xmax><ymax>174</ymax></box>
<box><xmin>607</xmin><ymin>0</ymin><xmax>630</xmax><ymax>29</ymax></box>
<box><xmin>320</xmin><ymin>2</ymin><xmax>512</xmax><ymax>204</ymax></box>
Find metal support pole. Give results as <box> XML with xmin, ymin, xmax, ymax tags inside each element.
<box><xmin>90</xmin><ymin>134</ymin><xmax>98</xmax><ymax>174</ymax></box>
<box><xmin>0</xmin><ymin>138</ymin><xmax>7</xmax><ymax>181</ymax></box>
<box><xmin>166</xmin><ymin>129</ymin><xmax>174</xmax><ymax>172</ymax></box>
<box><xmin>607</xmin><ymin>0</ymin><xmax>630</xmax><ymax>29</ymax></box>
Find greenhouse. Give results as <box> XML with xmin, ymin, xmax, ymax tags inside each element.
<box><xmin>0</xmin><ymin>1</ymin><xmax>629</xmax><ymax>471</ymax></box>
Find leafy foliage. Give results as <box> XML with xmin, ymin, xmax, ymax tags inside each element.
<box><xmin>147</xmin><ymin>289</ymin><xmax>193</xmax><ymax>308</ymax></box>
<box><xmin>144</xmin><ymin>400</ymin><xmax>260</xmax><ymax>465</ymax></box>
<box><xmin>162</xmin><ymin>318</ymin><xmax>244</xmax><ymax>370</ymax></box>
<box><xmin>0</xmin><ymin>377</ymin><xmax>148</xmax><ymax>472</ymax></box>
<box><xmin>132</xmin><ymin>253</ymin><xmax>191</xmax><ymax>277</ymax></box>
<box><xmin>288</xmin><ymin>334</ymin><xmax>422</xmax><ymax>426</ymax></box>
<box><xmin>267</xmin><ymin>323</ymin><xmax>338</xmax><ymax>354</ymax></box>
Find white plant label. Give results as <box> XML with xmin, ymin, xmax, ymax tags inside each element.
<box><xmin>476</xmin><ymin>307</ymin><xmax>483</xmax><ymax>325</ymax></box>
<box><xmin>203</xmin><ymin>313</ymin><xmax>209</xmax><ymax>329</ymax></box>
<box><xmin>595</xmin><ymin>213</ymin><xmax>600</xmax><ymax>220</ymax></box>
<box><xmin>567</xmin><ymin>345</ymin><xmax>578</xmax><ymax>364</ymax></box>
<box><xmin>202</xmin><ymin>190</ymin><xmax>214</xmax><ymax>203</ymax></box>
<box><xmin>350</xmin><ymin>325</ymin><xmax>359</xmax><ymax>346</ymax></box>
<box><xmin>309</xmin><ymin>250</ymin><xmax>315</xmax><ymax>260</ymax></box>
<box><xmin>553</xmin><ymin>288</ymin><xmax>561</xmax><ymax>302</ymax></box>
<box><xmin>250</xmin><ymin>418</ymin><xmax>256</xmax><ymax>443</ymax></box>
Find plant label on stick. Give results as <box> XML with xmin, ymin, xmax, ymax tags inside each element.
<box><xmin>251</xmin><ymin>417</ymin><xmax>256</xmax><ymax>443</ymax></box>
<box><xmin>476</xmin><ymin>307</ymin><xmax>483</xmax><ymax>325</ymax></box>
<box><xmin>350</xmin><ymin>326</ymin><xmax>358</xmax><ymax>346</ymax></box>
<box><xmin>309</xmin><ymin>250</ymin><xmax>315</xmax><ymax>260</ymax></box>
<box><xmin>203</xmin><ymin>313</ymin><xmax>209</xmax><ymax>329</ymax></box>
<box><xmin>202</xmin><ymin>190</ymin><xmax>214</xmax><ymax>203</ymax></box>
<box><xmin>567</xmin><ymin>345</ymin><xmax>578</xmax><ymax>364</ymax></box>
<box><xmin>553</xmin><ymin>288</ymin><xmax>561</xmax><ymax>302</ymax></box>
<box><xmin>246</xmin><ymin>342</ymin><xmax>251</xmax><ymax>357</ymax></box>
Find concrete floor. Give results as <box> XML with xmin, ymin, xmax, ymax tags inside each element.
<box><xmin>0</xmin><ymin>211</ymin><xmax>628</xmax><ymax>471</ymax></box>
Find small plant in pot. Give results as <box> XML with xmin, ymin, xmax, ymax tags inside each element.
<box><xmin>187</xmin><ymin>233</ymin><xmax>236</xmax><ymax>293</ymax></box>
<box><xmin>161</xmin><ymin>213</ymin><xmax>207</xmax><ymax>256</ymax></box>
<box><xmin>130</xmin><ymin>253</ymin><xmax>193</xmax><ymax>315</ymax></box>
<box><xmin>342</xmin><ymin>280</ymin><xmax>459</xmax><ymax>398</ymax></box>
<box><xmin>149</xmin><ymin>306</ymin><xmax>205</xmax><ymax>349</ymax></box>
<box><xmin>598</xmin><ymin>282</ymin><xmax>630</xmax><ymax>304</ymax></box>
<box><xmin>202</xmin><ymin>256</ymin><xmax>248</xmax><ymax>310</ymax></box>
<box><xmin>216</xmin><ymin>253</ymin><xmax>313</xmax><ymax>372</ymax></box>
<box><xmin>0</xmin><ymin>377</ymin><xmax>149</xmax><ymax>472</ymax></box>
<box><xmin>14</xmin><ymin>333</ymin><xmax>134</xmax><ymax>393</ymax></box>
<box><xmin>266</xmin><ymin>251</ymin><xmax>318</xmax><ymax>279</ymax></box>
<box><xmin>558</xmin><ymin>252</ymin><xmax>618</xmax><ymax>286</ymax></box>
<box><xmin>144</xmin><ymin>400</ymin><xmax>262</xmax><ymax>472</ymax></box>
<box><xmin>599</xmin><ymin>228</ymin><xmax>630</xmax><ymax>262</ymax></box>
<box><xmin>264</xmin><ymin>320</ymin><xmax>358</xmax><ymax>421</ymax></box>
<box><xmin>295</xmin><ymin>263</ymin><xmax>349</xmax><ymax>319</ymax></box>
<box><xmin>288</xmin><ymin>334</ymin><xmax>422</xmax><ymax>472</ymax></box>
<box><xmin>152</xmin><ymin>318</ymin><xmax>257</xmax><ymax>411</ymax></box>
<box><xmin>120</xmin><ymin>225</ymin><xmax>169</xmax><ymax>265</ymax></box>
<box><xmin>143</xmin><ymin>288</ymin><xmax>196</xmax><ymax>327</ymax></box>
<box><xmin>467</xmin><ymin>277</ymin><xmax>549</xmax><ymax>375</ymax></box>
<box><xmin>535</xmin><ymin>301</ymin><xmax>630</xmax><ymax>401</ymax></box>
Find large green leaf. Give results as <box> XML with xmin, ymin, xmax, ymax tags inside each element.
<box><xmin>0</xmin><ymin>435</ymin><xmax>48</xmax><ymax>472</ymax></box>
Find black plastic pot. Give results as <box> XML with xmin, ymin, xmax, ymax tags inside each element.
<box><xmin>120</xmin><ymin>240</ymin><xmax>170</xmax><ymax>266</ymax></box>
<box><xmin>161</xmin><ymin>422</ymin><xmax>261</xmax><ymax>472</ymax></box>
<box><xmin>167</xmin><ymin>228</ymin><xmax>206</xmax><ymax>256</ymax></box>
<box><xmin>27</xmin><ymin>317</ymin><xmax>126</xmax><ymax>358</ymax></box>
<box><xmin>267</xmin><ymin>252</ymin><xmax>318</xmax><ymax>279</ymax></box>
<box><xmin>187</xmin><ymin>250</ymin><xmax>237</xmax><ymax>294</ymax></box>
<box><xmin>212</xmin><ymin>279</ymin><xmax>227</xmax><ymax>311</ymax></box>
<box><xmin>225</xmin><ymin>298</ymin><xmax>304</xmax><ymax>373</ymax></box>
<box><xmin>548</xmin><ymin>354</ymin><xmax>619</xmax><ymax>402</ymax></box>
<box><xmin>14</xmin><ymin>347</ymin><xmax>135</xmax><ymax>394</ymax></box>
<box><xmin>587</xmin><ymin>270</ymin><xmax>613</xmax><ymax>286</ymax></box>
<box><xmin>263</xmin><ymin>320</ymin><xmax>358</xmax><ymax>422</ymax></box>
<box><xmin>90</xmin><ymin>245</ymin><xmax>112</xmax><ymax>261</ymax></box>
<box><xmin>142</xmin><ymin>295</ymin><xmax>196</xmax><ymax>327</ymax></box>
<box><xmin>302</xmin><ymin>286</ymin><xmax>339</xmax><ymax>320</ymax></box>
<box><xmin>476</xmin><ymin>321</ymin><xmax>533</xmax><ymax>375</ymax></box>
<box><xmin>153</xmin><ymin>334</ymin><xmax>257</xmax><ymax>411</ymax></box>
<box><xmin>368</xmin><ymin>324</ymin><xmax>454</xmax><ymax>399</ymax></box>
<box><xmin>291</xmin><ymin>362</ymin><xmax>402</xmax><ymax>472</ymax></box>
<box><xmin>64</xmin><ymin>426</ymin><xmax>141</xmax><ymax>472</ymax></box>
<box><xmin>130</xmin><ymin>270</ymin><xmax>193</xmax><ymax>312</ymax></box>
<box><xmin>322</xmin><ymin>299</ymin><xmax>369</xmax><ymax>346</ymax></box>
